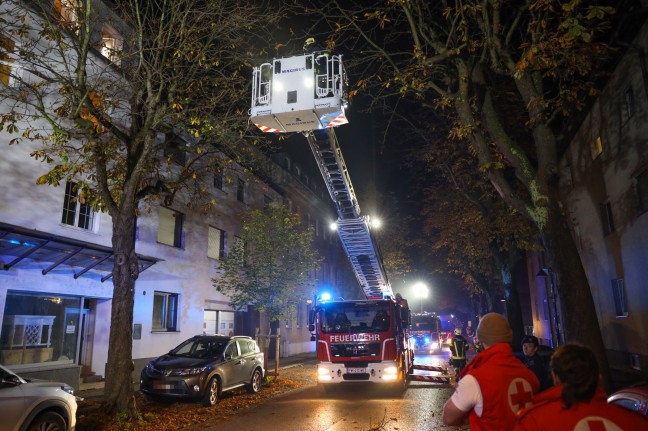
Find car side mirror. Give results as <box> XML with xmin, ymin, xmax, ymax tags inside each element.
<box><xmin>224</xmin><ymin>352</ymin><xmax>233</xmax><ymax>360</ymax></box>
<box><xmin>1</xmin><ymin>374</ymin><xmax>20</xmax><ymax>386</ymax></box>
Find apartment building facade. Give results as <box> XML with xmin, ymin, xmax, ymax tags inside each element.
<box><xmin>556</xmin><ymin>18</ymin><xmax>648</xmax><ymax>379</ymax></box>
<box><xmin>0</xmin><ymin>0</ymin><xmax>358</xmax><ymax>388</ymax></box>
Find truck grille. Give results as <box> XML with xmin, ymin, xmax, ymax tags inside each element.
<box><xmin>331</xmin><ymin>342</ymin><xmax>380</xmax><ymax>358</ymax></box>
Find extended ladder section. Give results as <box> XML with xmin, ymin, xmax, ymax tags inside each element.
<box><xmin>249</xmin><ymin>52</ymin><xmax>392</xmax><ymax>299</ymax></box>
<box><xmin>305</xmin><ymin>129</ymin><xmax>392</xmax><ymax>299</ymax></box>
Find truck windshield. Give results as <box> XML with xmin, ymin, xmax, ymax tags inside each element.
<box><xmin>320</xmin><ymin>303</ymin><xmax>391</xmax><ymax>334</ymax></box>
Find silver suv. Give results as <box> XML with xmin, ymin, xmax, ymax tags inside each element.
<box><xmin>0</xmin><ymin>363</ymin><xmax>78</xmax><ymax>431</ymax></box>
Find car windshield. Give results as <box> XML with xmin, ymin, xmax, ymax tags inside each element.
<box><xmin>170</xmin><ymin>338</ymin><xmax>227</xmax><ymax>359</ymax></box>
<box><xmin>321</xmin><ymin>302</ymin><xmax>391</xmax><ymax>334</ymax></box>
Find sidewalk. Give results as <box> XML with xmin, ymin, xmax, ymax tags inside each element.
<box><xmin>77</xmin><ymin>351</ymin><xmax>317</xmax><ymax>401</ymax></box>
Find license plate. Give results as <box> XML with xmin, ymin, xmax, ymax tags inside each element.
<box><xmin>346</xmin><ymin>368</ymin><xmax>366</xmax><ymax>374</ymax></box>
<box><xmin>154</xmin><ymin>383</ymin><xmax>172</xmax><ymax>390</ymax></box>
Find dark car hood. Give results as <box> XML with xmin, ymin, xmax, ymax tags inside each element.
<box><xmin>151</xmin><ymin>354</ymin><xmax>218</xmax><ymax>369</ymax></box>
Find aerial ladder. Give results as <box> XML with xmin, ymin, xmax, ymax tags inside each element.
<box><xmin>249</xmin><ymin>50</ymin><xmax>450</xmax><ymax>384</ymax></box>
<box><xmin>250</xmin><ymin>50</ymin><xmax>391</xmax><ymax>300</ymax></box>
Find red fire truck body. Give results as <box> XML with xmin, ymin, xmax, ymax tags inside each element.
<box><xmin>311</xmin><ymin>298</ymin><xmax>414</xmax><ymax>387</ymax></box>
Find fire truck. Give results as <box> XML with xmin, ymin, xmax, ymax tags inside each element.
<box><xmin>411</xmin><ymin>313</ymin><xmax>442</xmax><ymax>353</ymax></box>
<box><xmin>250</xmin><ymin>49</ymin><xmax>414</xmax><ymax>390</ymax></box>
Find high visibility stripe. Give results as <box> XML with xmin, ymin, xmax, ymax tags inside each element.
<box><xmin>327</xmin><ymin>113</ymin><xmax>348</xmax><ymax>128</ymax></box>
<box><xmin>408</xmin><ymin>374</ymin><xmax>452</xmax><ymax>382</ymax></box>
<box><xmin>412</xmin><ymin>364</ymin><xmax>449</xmax><ymax>372</ymax></box>
<box><xmin>255</xmin><ymin>124</ymin><xmax>285</xmax><ymax>133</ymax></box>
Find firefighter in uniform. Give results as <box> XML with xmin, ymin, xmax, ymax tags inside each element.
<box><xmin>515</xmin><ymin>344</ymin><xmax>648</xmax><ymax>430</ymax></box>
<box><xmin>449</xmin><ymin>327</ymin><xmax>469</xmax><ymax>381</ymax></box>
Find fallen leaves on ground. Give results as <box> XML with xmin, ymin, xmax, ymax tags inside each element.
<box><xmin>76</xmin><ymin>364</ymin><xmax>316</xmax><ymax>431</ymax></box>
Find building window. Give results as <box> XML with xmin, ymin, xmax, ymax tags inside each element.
<box><xmin>611</xmin><ymin>278</ymin><xmax>628</xmax><ymax>317</ymax></box>
<box><xmin>100</xmin><ymin>24</ymin><xmax>123</xmax><ymax>65</ymax></box>
<box><xmin>55</xmin><ymin>0</ymin><xmax>79</xmax><ymax>29</ymax></box>
<box><xmin>237</xmin><ymin>178</ymin><xmax>245</xmax><ymax>202</ymax></box>
<box><xmin>0</xmin><ymin>33</ymin><xmax>18</xmax><ymax>87</ymax></box>
<box><xmin>623</xmin><ymin>86</ymin><xmax>635</xmax><ymax>123</ymax></box>
<box><xmin>0</xmin><ymin>291</ymin><xmax>82</xmax><ymax>365</ymax></box>
<box><xmin>601</xmin><ymin>201</ymin><xmax>615</xmax><ymax>236</ymax></box>
<box><xmin>590</xmin><ymin>135</ymin><xmax>603</xmax><ymax>160</ymax></box>
<box><xmin>214</xmin><ymin>170</ymin><xmax>223</xmax><ymax>190</ymax></box>
<box><xmin>164</xmin><ymin>136</ymin><xmax>187</xmax><ymax>166</ymax></box>
<box><xmin>208</xmin><ymin>226</ymin><xmax>225</xmax><ymax>260</ymax></box>
<box><xmin>152</xmin><ymin>291</ymin><xmax>178</xmax><ymax>331</ymax></box>
<box><xmin>636</xmin><ymin>169</ymin><xmax>648</xmax><ymax>215</ymax></box>
<box><xmin>157</xmin><ymin>206</ymin><xmax>183</xmax><ymax>248</ymax></box>
<box><xmin>61</xmin><ymin>181</ymin><xmax>94</xmax><ymax>230</ymax></box>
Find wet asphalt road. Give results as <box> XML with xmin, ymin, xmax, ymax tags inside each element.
<box><xmin>203</xmin><ymin>350</ymin><xmax>461</xmax><ymax>431</ymax></box>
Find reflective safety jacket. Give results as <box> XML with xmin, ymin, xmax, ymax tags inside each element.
<box><xmin>450</xmin><ymin>335</ymin><xmax>469</xmax><ymax>359</ymax></box>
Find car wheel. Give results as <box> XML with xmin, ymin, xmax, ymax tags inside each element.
<box><xmin>247</xmin><ymin>368</ymin><xmax>262</xmax><ymax>393</ymax></box>
<box><xmin>27</xmin><ymin>411</ymin><xmax>66</xmax><ymax>431</ymax></box>
<box><xmin>201</xmin><ymin>376</ymin><xmax>220</xmax><ymax>407</ymax></box>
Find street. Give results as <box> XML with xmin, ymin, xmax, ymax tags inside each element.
<box><xmin>204</xmin><ymin>350</ymin><xmax>459</xmax><ymax>431</ymax></box>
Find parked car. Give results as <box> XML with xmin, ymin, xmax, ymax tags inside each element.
<box><xmin>140</xmin><ymin>335</ymin><xmax>265</xmax><ymax>407</ymax></box>
<box><xmin>607</xmin><ymin>384</ymin><xmax>648</xmax><ymax>416</ymax></box>
<box><xmin>0</xmin><ymin>363</ymin><xmax>78</xmax><ymax>431</ymax></box>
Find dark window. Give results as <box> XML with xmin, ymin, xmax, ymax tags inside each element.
<box><xmin>152</xmin><ymin>291</ymin><xmax>178</xmax><ymax>331</ymax></box>
<box><xmin>214</xmin><ymin>170</ymin><xmax>223</xmax><ymax>190</ymax></box>
<box><xmin>611</xmin><ymin>278</ymin><xmax>628</xmax><ymax>317</ymax></box>
<box><xmin>164</xmin><ymin>137</ymin><xmax>187</xmax><ymax>166</ymax></box>
<box><xmin>61</xmin><ymin>181</ymin><xmax>94</xmax><ymax>230</ymax></box>
<box><xmin>601</xmin><ymin>201</ymin><xmax>614</xmax><ymax>236</ymax></box>
<box><xmin>237</xmin><ymin>178</ymin><xmax>245</xmax><ymax>202</ymax></box>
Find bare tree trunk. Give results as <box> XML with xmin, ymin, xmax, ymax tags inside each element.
<box><xmin>102</xmin><ymin>214</ymin><xmax>138</xmax><ymax>416</ymax></box>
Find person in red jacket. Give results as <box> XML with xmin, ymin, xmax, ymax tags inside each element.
<box><xmin>442</xmin><ymin>313</ymin><xmax>540</xmax><ymax>430</ymax></box>
<box><xmin>515</xmin><ymin>344</ymin><xmax>648</xmax><ymax>430</ymax></box>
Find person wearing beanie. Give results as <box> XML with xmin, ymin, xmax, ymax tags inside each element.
<box><xmin>515</xmin><ymin>344</ymin><xmax>648</xmax><ymax>430</ymax></box>
<box><xmin>443</xmin><ymin>313</ymin><xmax>540</xmax><ymax>431</ymax></box>
<box><xmin>518</xmin><ymin>335</ymin><xmax>552</xmax><ymax>391</ymax></box>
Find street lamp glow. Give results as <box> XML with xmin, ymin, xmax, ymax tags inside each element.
<box><xmin>413</xmin><ymin>282</ymin><xmax>429</xmax><ymax>299</ymax></box>
<box><xmin>412</xmin><ymin>282</ymin><xmax>429</xmax><ymax>314</ymax></box>
<box><xmin>371</xmin><ymin>218</ymin><xmax>382</xmax><ymax>229</ymax></box>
